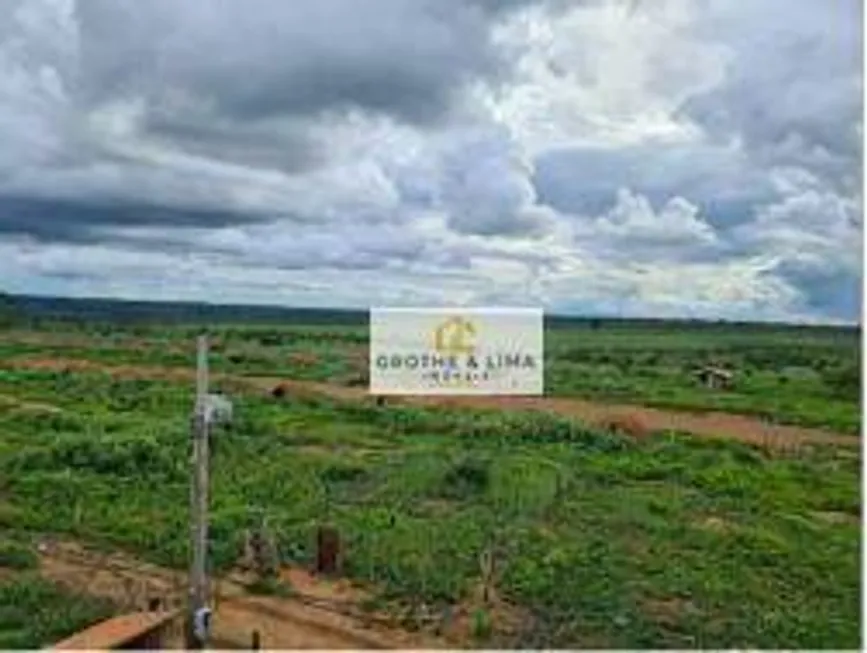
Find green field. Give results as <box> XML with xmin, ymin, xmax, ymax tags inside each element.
<box><xmin>0</xmin><ymin>296</ymin><xmax>861</xmax><ymax>648</ymax></box>
<box><xmin>0</xmin><ymin>539</ymin><xmax>114</xmax><ymax>649</ymax></box>
<box><xmin>0</xmin><ymin>305</ymin><xmax>860</xmax><ymax>433</ymax></box>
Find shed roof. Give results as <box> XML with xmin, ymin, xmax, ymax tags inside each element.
<box><xmin>695</xmin><ymin>366</ymin><xmax>733</xmax><ymax>378</ymax></box>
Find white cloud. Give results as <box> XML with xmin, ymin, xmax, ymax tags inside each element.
<box><xmin>0</xmin><ymin>0</ymin><xmax>860</xmax><ymax>323</ymax></box>
<box><xmin>592</xmin><ymin>189</ymin><xmax>717</xmax><ymax>246</ymax></box>
<box><xmin>487</xmin><ymin>0</ymin><xmax>728</xmax><ymax>153</ymax></box>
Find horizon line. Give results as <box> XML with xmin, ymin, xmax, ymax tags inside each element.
<box><xmin>1</xmin><ymin>289</ymin><xmax>859</xmax><ymax>329</ymax></box>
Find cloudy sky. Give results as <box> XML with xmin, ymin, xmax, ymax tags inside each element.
<box><xmin>0</xmin><ymin>0</ymin><xmax>862</xmax><ymax>322</ymax></box>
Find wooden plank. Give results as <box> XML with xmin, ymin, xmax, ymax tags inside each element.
<box><xmin>50</xmin><ymin>609</ymin><xmax>183</xmax><ymax>650</ymax></box>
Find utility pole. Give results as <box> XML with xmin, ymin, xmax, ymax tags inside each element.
<box><xmin>187</xmin><ymin>334</ymin><xmax>212</xmax><ymax>649</ymax></box>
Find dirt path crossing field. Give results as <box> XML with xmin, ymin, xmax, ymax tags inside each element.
<box><xmin>3</xmin><ymin>355</ymin><xmax>859</xmax><ymax>450</ymax></box>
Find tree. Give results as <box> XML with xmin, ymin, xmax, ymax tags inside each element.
<box><xmin>0</xmin><ymin>292</ymin><xmax>18</xmax><ymax>327</ymax></box>
<box><xmin>823</xmin><ymin>364</ymin><xmax>860</xmax><ymax>401</ymax></box>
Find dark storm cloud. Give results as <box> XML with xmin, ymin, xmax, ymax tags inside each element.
<box><xmin>142</xmin><ymin>112</ymin><xmax>325</xmax><ymax>173</ymax></box>
<box><xmin>679</xmin><ymin>0</ymin><xmax>861</xmax><ymax>176</ymax></box>
<box><xmin>122</xmin><ymin>220</ymin><xmax>459</xmax><ymax>274</ymax></box>
<box><xmin>73</xmin><ymin>0</ymin><xmax>537</xmax><ymax>127</ymax></box>
<box><xmin>0</xmin><ymin>0</ymin><xmax>553</xmax><ymax>244</ymax></box>
<box><xmin>765</xmin><ymin>260</ymin><xmax>862</xmax><ymax>322</ymax></box>
<box><xmin>0</xmin><ymin>196</ymin><xmax>261</xmax><ymax>243</ymax></box>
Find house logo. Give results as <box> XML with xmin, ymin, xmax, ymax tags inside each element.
<box><xmin>369</xmin><ymin>307</ymin><xmax>544</xmax><ymax>396</ymax></box>
<box><xmin>430</xmin><ymin>316</ymin><xmax>480</xmax><ymax>388</ymax></box>
<box><xmin>433</xmin><ymin>316</ymin><xmax>476</xmax><ymax>357</ymax></box>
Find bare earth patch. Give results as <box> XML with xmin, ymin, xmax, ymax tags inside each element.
<box><xmin>811</xmin><ymin>511</ymin><xmax>860</xmax><ymax>526</ymax></box>
<box><xmin>443</xmin><ymin>582</ymin><xmax>532</xmax><ymax>645</ymax></box>
<box><xmin>13</xmin><ymin>534</ymin><xmax>523</xmax><ymax>649</ymax></box>
<box><xmin>27</xmin><ymin>538</ymin><xmax>445</xmax><ymax>649</ymax></box>
<box><xmin>643</xmin><ymin>596</ymin><xmax>700</xmax><ymax>628</ymax></box>
<box><xmin>0</xmin><ymin>392</ymin><xmax>65</xmax><ymax>415</ymax></box>
<box><xmin>697</xmin><ymin>516</ymin><xmax>736</xmax><ymax>534</ymax></box>
<box><xmin>600</xmin><ymin>413</ymin><xmax>654</xmax><ymax>439</ymax></box>
<box><xmin>288</xmin><ymin>352</ymin><xmax>322</xmax><ymax>366</ymax></box>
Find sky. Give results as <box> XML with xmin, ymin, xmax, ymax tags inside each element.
<box><xmin>0</xmin><ymin>0</ymin><xmax>862</xmax><ymax>322</ymax></box>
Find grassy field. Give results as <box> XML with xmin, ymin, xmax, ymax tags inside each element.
<box><xmin>0</xmin><ymin>297</ymin><xmax>861</xmax><ymax>648</ymax></box>
<box><xmin>0</xmin><ymin>310</ymin><xmax>860</xmax><ymax>432</ymax></box>
<box><xmin>0</xmin><ymin>538</ymin><xmax>114</xmax><ymax>649</ymax></box>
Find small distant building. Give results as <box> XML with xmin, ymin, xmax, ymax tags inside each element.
<box><xmin>694</xmin><ymin>366</ymin><xmax>734</xmax><ymax>390</ymax></box>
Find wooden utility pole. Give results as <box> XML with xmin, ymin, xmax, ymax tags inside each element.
<box><xmin>187</xmin><ymin>335</ymin><xmax>211</xmax><ymax>649</ymax></box>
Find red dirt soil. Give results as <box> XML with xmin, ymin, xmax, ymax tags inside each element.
<box><xmin>600</xmin><ymin>414</ymin><xmax>654</xmax><ymax>440</ymax></box>
<box><xmin>4</xmin><ymin>355</ymin><xmax>858</xmax><ymax>450</ymax></box>
<box><xmin>289</xmin><ymin>352</ymin><xmax>322</xmax><ymax>365</ymax></box>
<box><xmin>34</xmin><ymin>538</ymin><xmax>445</xmax><ymax>649</ymax></box>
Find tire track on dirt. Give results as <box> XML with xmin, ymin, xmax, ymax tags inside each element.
<box><xmin>3</xmin><ymin>355</ymin><xmax>858</xmax><ymax>449</ymax></box>
<box><xmin>33</xmin><ymin>539</ymin><xmax>441</xmax><ymax>650</ymax></box>
<box><xmin>0</xmin><ymin>392</ymin><xmax>65</xmax><ymax>414</ymax></box>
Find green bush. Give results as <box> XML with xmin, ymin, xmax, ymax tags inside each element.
<box><xmin>823</xmin><ymin>364</ymin><xmax>860</xmax><ymax>401</ymax></box>
<box><xmin>4</xmin><ymin>436</ymin><xmax>183</xmax><ymax>479</ymax></box>
<box><xmin>0</xmin><ymin>542</ymin><xmax>37</xmax><ymax>570</ymax></box>
<box><xmin>440</xmin><ymin>457</ymin><xmax>490</xmax><ymax>499</ymax></box>
<box><xmin>0</xmin><ymin>576</ymin><xmax>114</xmax><ymax>648</ymax></box>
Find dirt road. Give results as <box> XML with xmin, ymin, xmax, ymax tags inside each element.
<box><xmin>3</xmin><ymin>355</ymin><xmax>859</xmax><ymax>450</ymax></box>
<box><xmin>35</xmin><ymin>538</ymin><xmax>442</xmax><ymax>649</ymax></box>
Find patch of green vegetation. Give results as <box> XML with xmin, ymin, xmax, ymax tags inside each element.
<box><xmin>471</xmin><ymin>608</ymin><xmax>492</xmax><ymax>641</ymax></box>
<box><xmin>246</xmin><ymin>576</ymin><xmax>295</xmax><ymax>598</ymax></box>
<box><xmin>0</xmin><ymin>575</ymin><xmax>115</xmax><ymax>649</ymax></box>
<box><xmin>0</xmin><ymin>541</ymin><xmax>37</xmax><ymax>570</ymax></box>
<box><xmin>0</xmin><ymin>314</ymin><xmax>860</xmax><ymax>648</ymax></box>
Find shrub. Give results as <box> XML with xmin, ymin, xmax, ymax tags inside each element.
<box><xmin>600</xmin><ymin>414</ymin><xmax>653</xmax><ymax>440</ymax></box>
<box><xmin>823</xmin><ymin>364</ymin><xmax>860</xmax><ymax>401</ymax></box>
<box><xmin>440</xmin><ymin>457</ymin><xmax>491</xmax><ymax>500</ymax></box>
<box><xmin>0</xmin><ymin>542</ymin><xmax>37</xmax><ymax>570</ymax></box>
<box><xmin>4</xmin><ymin>436</ymin><xmax>182</xmax><ymax>479</ymax></box>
